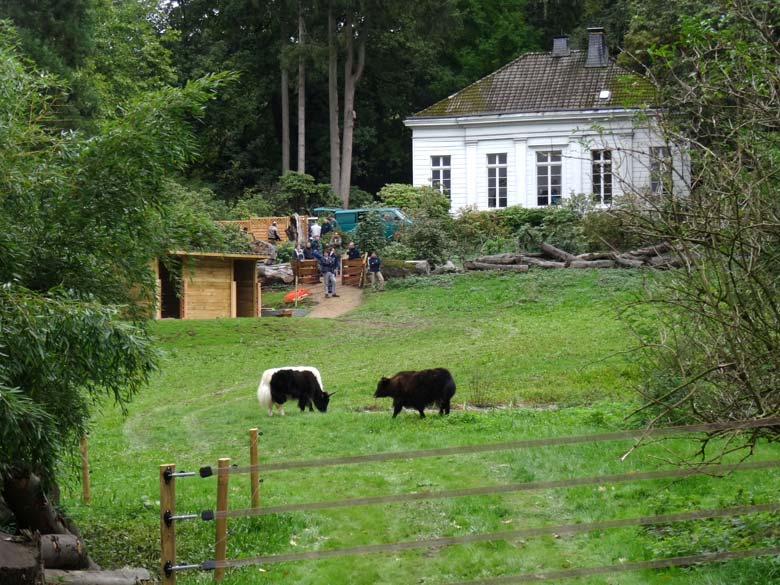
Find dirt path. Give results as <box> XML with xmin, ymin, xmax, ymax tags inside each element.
<box><xmin>305</xmin><ymin>283</ymin><xmax>364</xmax><ymax>318</ymax></box>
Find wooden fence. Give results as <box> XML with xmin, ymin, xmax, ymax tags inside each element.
<box><xmin>341</xmin><ymin>256</ymin><xmax>366</xmax><ymax>287</ymax></box>
<box><xmin>219</xmin><ymin>216</ymin><xmax>310</xmax><ymax>243</ymax></box>
<box><xmin>158</xmin><ymin>418</ymin><xmax>780</xmax><ymax>583</ymax></box>
<box><xmin>291</xmin><ymin>259</ymin><xmax>320</xmax><ymax>284</ymax></box>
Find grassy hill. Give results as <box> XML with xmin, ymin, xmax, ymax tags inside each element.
<box><xmin>64</xmin><ymin>270</ymin><xmax>780</xmax><ymax>584</ymax></box>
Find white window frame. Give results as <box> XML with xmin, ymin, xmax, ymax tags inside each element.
<box><xmin>487</xmin><ymin>153</ymin><xmax>508</xmax><ymax>208</ymax></box>
<box><xmin>431</xmin><ymin>155</ymin><xmax>451</xmax><ymax>198</ymax></box>
<box><xmin>650</xmin><ymin>146</ymin><xmax>672</xmax><ymax>195</ymax></box>
<box><xmin>536</xmin><ymin>150</ymin><xmax>562</xmax><ymax>206</ymax></box>
<box><xmin>591</xmin><ymin>149</ymin><xmax>612</xmax><ymax>205</ymax></box>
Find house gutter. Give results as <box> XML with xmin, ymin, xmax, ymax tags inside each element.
<box><xmin>404</xmin><ymin>107</ymin><xmax>658</xmax><ymax>129</ymax></box>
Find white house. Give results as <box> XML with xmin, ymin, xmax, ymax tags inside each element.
<box><xmin>405</xmin><ymin>28</ymin><xmax>686</xmax><ymax>213</ymax></box>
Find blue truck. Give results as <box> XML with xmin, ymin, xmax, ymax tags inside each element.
<box><xmin>311</xmin><ymin>207</ymin><xmax>411</xmax><ymax>240</ymax></box>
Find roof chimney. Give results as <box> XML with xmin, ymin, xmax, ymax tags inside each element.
<box><xmin>552</xmin><ymin>36</ymin><xmax>570</xmax><ymax>58</ymax></box>
<box><xmin>585</xmin><ymin>27</ymin><xmax>608</xmax><ymax>68</ymax></box>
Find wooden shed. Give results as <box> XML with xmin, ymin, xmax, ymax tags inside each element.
<box><xmin>153</xmin><ymin>251</ymin><xmax>266</xmax><ymax>320</ymax></box>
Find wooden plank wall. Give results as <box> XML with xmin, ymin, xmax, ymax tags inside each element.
<box><xmin>217</xmin><ymin>217</ymin><xmax>309</xmax><ymax>243</ymax></box>
<box><xmin>342</xmin><ymin>257</ymin><xmax>366</xmax><ymax>286</ymax></box>
<box><xmin>291</xmin><ymin>259</ymin><xmax>320</xmax><ymax>284</ymax></box>
<box><xmin>249</xmin><ymin>216</ymin><xmax>309</xmax><ymax>243</ymax></box>
<box><xmin>182</xmin><ymin>258</ymin><xmax>233</xmax><ymax>319</ymax></box>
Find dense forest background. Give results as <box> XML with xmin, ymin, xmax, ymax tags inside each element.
<box><xmin>0</xmin><ymin>0</ymin><xmax>679</xmax><ymax>204</ymax></box>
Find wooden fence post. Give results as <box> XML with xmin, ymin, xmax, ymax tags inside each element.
<box><xmin>160</xmin><ymin>464</ymin><xmax>176</xmax><ymax>585</ymax></box>
<box><xmin>249</xmin><ymin>429</ymin><xmax>260</xmax><ymax>509</ymax></box>
<box><xmin>80</xmin><ymin>436</ymin><xmax>90</xmax><ymax>505</ymax></box>
<box><xmin>215</xmin><ymin>458</ymin><xmax>230</xmax><ymax>581</ymax></box>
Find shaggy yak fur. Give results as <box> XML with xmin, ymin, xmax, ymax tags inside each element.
<box><xmin>257</xmin><ymin>366</ymin><xmax>333</xmax><ymax>416</ymax></box>
<box><xmin>374</xmin><ymin>368</ymin><xmax>456</xmax><ymax>418</ymax></box>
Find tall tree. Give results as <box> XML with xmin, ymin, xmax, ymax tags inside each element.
<box><xmin>281</xmin><ymin>7</ymin><xmax>291</xmax><ymax>172</ymax></box>
<box><xmin>328</xmin><ymin>0</ymin><xmax>341</xmax><ymax>196</ymax></box>
<box><xmin>297</xmin><ymin>0</ymin><xmax>307</xmax><ymax>172</ymax></box>
<box><xmin>338</xmin><ymin>7</ymin><xmax>365</xmax><ymax>205</ymax></box>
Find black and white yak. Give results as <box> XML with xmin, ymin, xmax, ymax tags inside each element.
<box><xmin>374</xmin><ymin>368</ymin><xmax>456</xmax><ymax>418</ymax></box>
<box><xmin>257</xmin><ymin>366</ymin><xmax>334</xmax><ymax>416</ymax></box>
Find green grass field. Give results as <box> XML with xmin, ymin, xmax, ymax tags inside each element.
<box><xmin>63</xmin><ymin>270</ymin><xmax>780</xmax><ymax>584</ymax></box>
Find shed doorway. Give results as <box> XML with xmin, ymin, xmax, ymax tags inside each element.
<box><xmin>158</xmin><ymin>261</ymin><xmax>181</xmax><ymax>319</ymax></box>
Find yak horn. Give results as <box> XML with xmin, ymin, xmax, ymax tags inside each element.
<box><xmin>327</xmin><ymin>391</ymin><xmax>338</xmax><ymax>397</ymax></box>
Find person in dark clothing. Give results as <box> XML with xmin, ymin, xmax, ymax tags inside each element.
<box><xmin>368</xmin><ymin>251</ymin><xmax>385</xmax><ymax>291</ymax></box>
<box><xmin>347</xmin><ymin>241</ymin><xmax>361</xmax><ymax>259</ymax></box>
<box><xmin>319</xmin><ymin>246</ymin><xmax>340</xmax><ymax>298</ymax></box>
<box><xmin>293</xmin><ymin>243</ymin><xmax>305</xmax><ymax>261</ymax></box>
<box><xmin>303</xmin><ymin>242</ymin><xmax>314</xmax><ymax>259</ymax></box>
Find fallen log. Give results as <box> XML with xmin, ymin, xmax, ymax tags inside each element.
<box><xmin>464</xmin><ymin>261</ymin><xmax>529</xmax><ymax>272</ymax></box>
<box><xmin>632</xmin><ymin>242</ymin><xmax>671</xmax><ymax>257</ymax></box>
<box><xmin>568</xmin><ymin>259</ymin><xmax>616</xmax><ymax>269</ymax></box>
<box><xmin>613</xmin><ymin>255</ymin><xmax>646</xmax><ymax>268</ymax></box>
<box><xmin>44</xmin><ymin>568</ymin><xmax>152</xmax><ymax>585</ymax></box>
<box><xmin>41</xmin><ymin>534</ymin><xmax>88</xmax><ymax>570</ymax></box>
<box><xmin>257</xmin><ymin>263</ymin><xmax>294</xmax><ymax>284</ymax></box>
<box><xmin>576</xmin><ymin>252</ymin><xmax>614</xmax><ymax>261</ymax></box>
<box><xmin>432</xmin><ymin>260</ymin><xmax>459</xmax><ymax>274</ymax></box>
<box><xmin>539</xmin><ymin>242</ymin><xmax>577</xmax><ymax>263</ymax></box>
<box><xmin>648</xmin><ymin>254</ymin><xmax>682</xmax><ymax>268</ymax></box>
<box><xmin>472</xmin><ymin>253</ymin><xmax>526</xmax><ymax>265</ymax></box>
<box><xmin>521</xmin><ymin>257</ymin><xmax>566</xmax><ymax>269</ymax></box>
<box><xmin>404</xmin><ymin>260</ymin><xmax>430</xmax><ymax>275</ymax></box>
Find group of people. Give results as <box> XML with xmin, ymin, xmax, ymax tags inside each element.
<box><xmin>265</xmin><ymin>217</ymin><xmax>384</xmax><ymax>297</ymax></box>
<box><xmin>292</xmin><ymin>238</ymin><xmax>384</xmax><ymax>297</ymax></box>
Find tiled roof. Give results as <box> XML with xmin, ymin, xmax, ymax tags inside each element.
<box><xmin>412</xmin><ymin>50</ymin><xmax>656</xmax><ymax>118</ymax></box>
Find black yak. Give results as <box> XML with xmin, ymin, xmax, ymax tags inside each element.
<box><xmin>257</xmin><ymin>367</ymin><xmax>334</xmax><ymax>416</ymax></box>
<box><xmin>374</xmin><ymin>368</ymin><xmax>456</xmax><ymax>418</ymax></box>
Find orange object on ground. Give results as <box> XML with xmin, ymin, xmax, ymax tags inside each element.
<box><xmin>283</xmin><ymin>289</ymin><xmax>310</xmax><ymax>303</ymax></box>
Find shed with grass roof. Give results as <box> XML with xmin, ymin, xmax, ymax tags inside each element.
<box><xmin>153</xmin><ymin>251</ymin><xmax>268</xmax><ymax>319</ymax></box>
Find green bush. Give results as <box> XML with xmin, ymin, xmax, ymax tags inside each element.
<box><xmin>382</xmin><ymin>241</ymin><xmax>415</xmax><ymax>260</ymax></box>
<box><xmin>355</xmin><ymin>209</ymin><xmax>386</xmax><ymax>255</ymax></box>
<box><xmin>378</xmin><ymin>183</ymin><xmax>450</xmax><ymax>219</ymax></box>
<box><xmin>398</xmin><ymin>216</ymin><xmax>453</xmax><ymax>265</ymax></box>
<box><xmin>275</xmin><ymin>241</ymin><xmax>294</xmax><ymax>263</ymax></box>
<box><xmin>581</xmin><ymin>208</ymin><xmax>643</xmax><ymax>252</ymax></box>
<box><xmin>227</xmin><ymin>187</ymin><xmax>275</xmax><ymax>219</ymax></box>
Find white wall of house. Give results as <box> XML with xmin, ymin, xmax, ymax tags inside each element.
<box><xmin>406</xmin><ymin>110</ymin><xmax>685</xmax><ymax>213</ymax></box>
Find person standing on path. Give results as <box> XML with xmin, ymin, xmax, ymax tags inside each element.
<box><xmin>368</xmin><ymin>251</ymin><xmax>385</xmax><ymax>291</ymax></box>
<box><xmin>319</xmin><ymin>246</ymin><xmax>340</xmax><ymax>298</ymax></box>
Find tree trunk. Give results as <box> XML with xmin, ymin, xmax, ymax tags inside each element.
<box><xmin>43</xmin><ymin>568</ymin><xmax>152</xmax><ymax>584</ymax></box>
<box><xmin>40</xmin><ymin>534</ymin><xmax>89</xmax><ymax>570</ymax></box>
<box><xmin>328</xmin><ymin>2</ymin><xmax>341</xmax><ymax>198</ymax></box>
<box><xmin>520</xmin><ymin>257</ymin><xmax>566</xmax><ymax>269</ymax></box>
<box><xmin>257</xmin><ymin>263</ymin><xmax>295</xmax><ymax>285</ymax></box>
<box><xmin>339</xmin><ymin>10</ymin><xmax>366</xmax><ymax>207</ymax></box>
<box><xmin>464</xmin><ymin>261</ymin><xmax>529</xmax><ymax>272</ymax></box>
<box><xmin>280</xmin><ymin>21</ymin><xmax>290</xmax><ymax>173</ymax></box>
<box><xmin>0</xmin><ymin>532</ymin><xmax>42</xmax><ymax>585</ymax></box>
<box><xmin>540</xmin><ymin>242</ymin><xmax>577</xmax><ymax>263</ymax></box>
<box><xmin>297</xmin><ymin>1</ymin><xmax>306</xmax><ymax>173</ymax></box>
<box><xmin>473</xmin><ymin>253</ymin><xmax>526</xmax><ymax>265</ymax></box>
<box><xmin>3</xmin><ymin>473</ymin><xmax>70</xmax><ymax>535</ymax></box>
<box><xmin>568</xmin><ymin>259</ymin><xmax>616</xmax><ymax>269</ymax></box>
